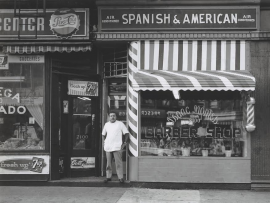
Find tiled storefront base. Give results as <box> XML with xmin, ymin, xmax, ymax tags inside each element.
<box><xmin>129</xmin><ymin>156</ymin><xmax>251</xmax><ymax>183</ymax></box>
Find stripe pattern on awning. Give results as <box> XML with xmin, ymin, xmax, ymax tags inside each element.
<box><xmin>3</xmin><ymin>45</ymin><xmax>92</xmax><ymax>54</ymax></box>
<box><xmin>131</xmin><ymin>70</ymin><xmax>255</xmax><ymax>91</ymax></box>
<box><xmin>138</xmin><ymin>40</ymin><xmax>246</xmax><ymax>71</ymax></box>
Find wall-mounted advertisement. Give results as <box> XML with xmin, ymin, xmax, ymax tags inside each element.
<box><xmin>68</xmin><ymin>80</ymin><xmax>98</xmax><ymax>96</ymax></box>
<box><xmin>70</xmin><ymin>157</ymin><xmax>95</xmax><ymax>169</ymax></box>
<box><xmin>99</xmin><ymin>7</ymin><xmax>258</xmax><ymax>31</ymax></box>
<box><xmin>0</xmin><ymin>9</ymin><xmax>89</xmax><ymax>39</ymax></box>
<box><xmin>0</xmin><ymin>155</ymin><xmax>49</xmax><ymax>174</ymax></box>
<box><xmin>0</xmin><ymin>53</ymin><xmax>8</xmax><ymax>70</ymax></box>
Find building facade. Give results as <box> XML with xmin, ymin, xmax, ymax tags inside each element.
<box><xmin>96</xmin><ymin>0</ymin><xmax>270</xmax><ymax>188</ymax></box>
<box><xmin>0</xmin><ymin>0</ymin><xmax>99</xmax><ymax>181</ymax></box>
<box><xmin>0</xmin><ymin>0</ymin><xmax>269</xmax><ymax>189</ymax></box>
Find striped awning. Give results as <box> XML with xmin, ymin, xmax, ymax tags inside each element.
<box><xmin>136</xmin><ymin>40</ymin><xmax>247</xmax><ymax>71</ymax></box>
<box><xmin>131</xmin><ymin>70</ymin><xmax>255</xmax><ymax>91</ymax></box>
<box><xmin>3</xmin><ymin>44</ymin><xmax>92</xmax><ymax>54</ymax></box>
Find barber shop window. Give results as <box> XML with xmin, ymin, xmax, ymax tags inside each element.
<box><xmin>140</xmin><ymin>91</ymin><xmax>247</xmax><ymax>158</ymax></box>
<box><xmin>0</xmin><ymin>63</ymin><xmax>45</xmax><ymax>151</ymax></box>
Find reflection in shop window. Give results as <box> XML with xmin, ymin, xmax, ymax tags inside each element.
<box><xmin>140</xmin><ymin>91</ymin><xmax>246</xmax><ymax>158</ymax></box>
<box><xmin>72</xmin><ymin>97</ymin><xmax>93</xmax><ymax>150</ymax></box>
<box><xmin>0</xmin><ymin>64</ymin><xmax>44</xmax><ymax>150</ymax></box>
<box><xmin>109</xmin><ymin>96</ymin><xmax>127</xmax><ymax>125</ymax></box>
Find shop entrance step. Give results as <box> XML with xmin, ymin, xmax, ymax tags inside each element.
<box><xmin>251</xmin><ymin>181</ymin><xmax>270</xmax><ymax>190</ymax></box>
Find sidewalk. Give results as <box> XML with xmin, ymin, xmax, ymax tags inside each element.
<box><xmin>0</xmin><ymin>176</ymin><xmax>251</xmax><ymax>190</ymax></box>
<box><xmin>0</xmin><ymin>186</ymin><xmax>270</xmax><ymax>203</ymax></box>
<box><xmin>118</xmin><ymin>188</ymin><xmax>270</xmax><ymax>203</ymax></box>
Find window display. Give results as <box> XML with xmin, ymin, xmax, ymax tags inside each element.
<box><xmin>140</xmin><ymin>91</ymin><xmax>246</xmax><ymax>158</ymax></box>
<box><xmin>0</xmin><ymin>63</ymin><xmax>44</xmax><ymax>150</ymax></box>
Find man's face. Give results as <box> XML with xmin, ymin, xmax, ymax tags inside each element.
<box><xmin>109</xmin><ymin>113</ymin><xmax>116</xmax><ymax>123</ymax></box>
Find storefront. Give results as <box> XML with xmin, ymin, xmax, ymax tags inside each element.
<box><xmin>127</xmin><ymin>40</ymin><xmax>255</xmax><ymax>183</ymax></box>
<box><xmin>1</xmin><ymin>0</ymin><xmax>270</xmax><ymax>186</ymax></box>
<box><xmin>0</xmin><ymin>7</ymin><xmax>100</xmax><ymax>181</ymax></box>
<box><xmin>0</xmin><ymin>53</ymin><xmax>50</xmax><ymax>180</ymax></box>
<box><xmin>98</xmin><ymin>4</ymin><xmax>258</xmax><ymax>184</ymax></box>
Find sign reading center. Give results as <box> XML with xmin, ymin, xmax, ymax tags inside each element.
<box><xmin>100</xmin><ymin>7</ymin><xmax>258</xmax><ymax>30</ymax></box>
<box><xmin>0</xmin><ymin>9</ymin><xmax>88</xmax><ymax>39</ymax></box>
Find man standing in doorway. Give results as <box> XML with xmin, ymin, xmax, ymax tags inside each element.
<box><xmin>102</xmin><ymin>112</ymin><xmax>129</xmax><ymax>183</ymax></box>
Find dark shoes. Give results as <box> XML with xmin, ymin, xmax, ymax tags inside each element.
<box><xmin>119</xmin><ymin>178</ymin><xmax>124</xmax><ymax>183</ymax></box>
<box><xmin>103</xmin><ymin>178</ymin><xmax>111</xmax><ymax>183</ymax></box>
<box><xmin>104</xmin><ymin>178</ymin><xmax>124</xmax><ymax>183</ymax></box>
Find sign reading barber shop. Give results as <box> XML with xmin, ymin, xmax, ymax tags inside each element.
<box><xmin>99</xmin><ymin>7</ymin><xmax>258</xmax><ymax>31</ymax></box>
<box><xmin>0</xmin><ymin>9</ymin><xmax>88</xmax><ymax>39</ymax></box>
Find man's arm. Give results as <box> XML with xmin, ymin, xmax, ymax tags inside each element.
<box><xmin>102</xmin><ymin>124</ymin><xmax>107</xmax><ymax>139</ymax></box>
<box><xmin>124</xmin><ymin>133</ymin><xmax>129</xmax><ymax>143</ymax></box>
<box><xmin>121</xmin><ymin>133</ymin><xmax>129</xmax><ymax>150</ymax></box>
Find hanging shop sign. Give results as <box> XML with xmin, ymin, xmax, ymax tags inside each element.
<box><xmin>70</xmin><ymin>157</ymin><xmax>95</xmax><ymax>169</ymax></box>
<box><xmin>68</xmin><ymin>80</ymin><xmax>98</xmax><ymax>96</ymax></box>
<box><xmin>0</xmin><ymin>155</ymin><xmax>49</xmax><ymax>174</ymax></box>
<box><xmin>0</xmin><ymin>9</ymin><xmax>88</xmax><ymax>39</ymax></box>
<box><xmin>99</xmin><ymin>7</ymin><xmax>258</xmax><ymax>31</ymax></box>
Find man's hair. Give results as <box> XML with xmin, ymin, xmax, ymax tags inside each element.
<box><xmin>109</xmin><ymin>112</ymin><xmax>116</xmax><ymax>116</ymax></box>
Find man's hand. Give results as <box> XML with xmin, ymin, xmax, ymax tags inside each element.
<box><xmin>121</xmin><ymin>142</ymin><xmax>127</xmax><ymax>150</ymax></box>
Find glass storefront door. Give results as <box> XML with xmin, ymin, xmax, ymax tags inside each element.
<box><xmin>51</xmin><ymin>73</ymin><xmax>100</xmax><ymax>179</ymax></box>
<box><xmin>68</xmin><ymin>96</ymin><xmax>97</xmax><ymax>177</ymax></box>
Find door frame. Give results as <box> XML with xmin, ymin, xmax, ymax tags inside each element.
<box><xmin>50</xmin><ymin>71</ymin><xmax>101</xmax><ymax>179</ymax></box>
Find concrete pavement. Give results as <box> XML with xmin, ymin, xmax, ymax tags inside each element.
<box><xmin>0</xmin><ymin>186</ymin><xmax>270</xmax><ymax>203</ymax></box>
<box><xmin>118</xmin><ymin>188</ymin><xmax>270</xmax><ymax>203</ymax></box>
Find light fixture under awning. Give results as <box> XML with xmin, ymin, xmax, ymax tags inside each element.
<box><xmin>130</xmin><ymin>70</ymin><xmax>255</xmax><ymax>92</ymax></box>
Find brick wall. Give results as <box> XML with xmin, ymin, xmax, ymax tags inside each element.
<box><xmin>250</xmin><ymin>41</ymin><xmax>270</xmax><ymax>181</ymax></box>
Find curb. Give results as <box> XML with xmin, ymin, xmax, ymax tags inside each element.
<box><xmin>0</xmin><ymin>180</ymin><xmax>251</xmax><ymax>190</ymax></box>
